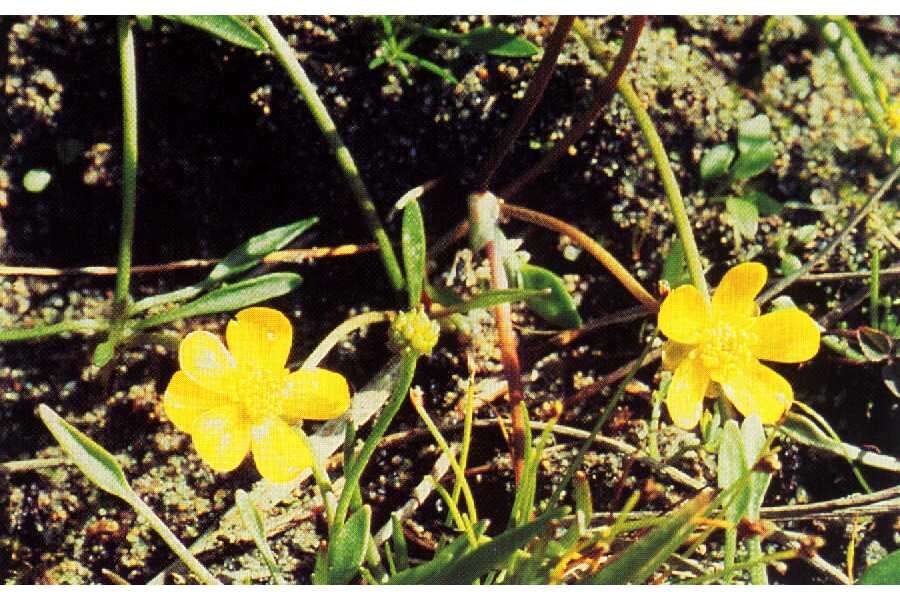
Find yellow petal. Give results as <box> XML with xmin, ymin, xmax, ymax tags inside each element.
<box><xmin>658</xmin><ymin>285</ymin><xmax>710</xmax><ymax>344</ymax></box>
<box><xmin>179</xmin><ymin>331</ymin><xmax>236</xmax><ymax>393</ymax></box>
<box><xmin>163</xmin><ymin>370</ymin><xmax>231</xmax><ymax>432</ymax></box>
<box><xmin>666</xmin><ymin>356</ymin><xmax>709</xmax><ymax>430</ymax></box>
<box><xmin>712</xmin><ymin>262</ymin><xmax>767</xmax><ymax>322</ymax></box>
<box><xmin>191</xmin><ymin>405</ymin><xmax>251</xmax><ymax>472</ymax></box>
<box><xmin>251</xmin><ymin>417</ymin><xmax>314</xmax><ymax>483</ymax></box>
<box><xmin>662</xmin><ymin>340</ymin><xmax>694</xmax><ymax>372</ymax></box>
<box><xmin>281</xmin><ymin>368</ymin><xmax>351</xmax><ymax>422</ymax></box>
<box><xmin>750</xmin><ymin>308</ymin><xmax>820</xmax><ymax>363</ymax></box>
<box><xmin>226</xmin><ymin>307</ymin><xmax>293</xmax><ymax>372</ymax></box>
<box><xmin>719</xmin><ymin>361</ymin><xmax>792</xmax><ymax>425</ymax></box>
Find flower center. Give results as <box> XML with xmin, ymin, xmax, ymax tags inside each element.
<box><xmin>695</xmin><ymin>320</ymin><xmax>756</xmax><ymax>376</ymax></box>
<box><xmin>232</xmin><ymin>366</ymin><xmax>288</xmax><ymax>423</ymax></box>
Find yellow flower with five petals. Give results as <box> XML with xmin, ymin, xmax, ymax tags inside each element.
<box><xmin>658</xmin><ymin>263</ymin><xmax>820</xmax><ymax>429</ymax></box>
<box><xmin>163</xmin><ymin>307</ymin><xmax>350</xmax><ymax>482</ymax></box>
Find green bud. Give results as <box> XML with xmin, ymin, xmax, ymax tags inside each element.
<box><xmin>389</xmin><ymin>308</ymin><xmax>440</xmax><ymax>356</ymax></box>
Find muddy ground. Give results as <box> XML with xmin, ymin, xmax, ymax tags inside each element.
<box><xmin>1</xmin><ymin>16</ymin><xmax>898</xmax><ymax>584</ymax></box>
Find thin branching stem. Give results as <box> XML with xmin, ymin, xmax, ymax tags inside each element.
<box><xmin>573</xmin><ymin>18</ymin><xmax>709</xmax><ymax>300</ymax></box>
<box><xmin>474</xmin><ymin>16</ymin><xmax>575</xmax><ymax>190</ymax></box>
<box><xmin>502</xmin><ymin>16</ymin><xmax>647</xmax><ymax>199</ymax></box>
<box><xmin>253</xmin><ymin>15</ymin><xmax>405</xmax><ymax>292</ymax></box>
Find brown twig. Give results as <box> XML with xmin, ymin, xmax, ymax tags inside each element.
<box><xmin>796</xmin><ymin>265</ymin><xmax>900</xmax><ymax>283</ymax></box>
<box><xmin>501</xmin><ymin>202</ymin><xmax>658</xmax><ymax>310</ymax></box>
<box><xmin>758</xmin><ymin>164</ymin><xmax>900</xmax><ymax>305</ymax></box>
<box><xmin>564</xmin><ymin>347</ymin><xmax>662</xmax><ymax>408</ymax></box>
<box><xmin>473</xmin><ymin>16</ymin><xmax>575</xmax><ymax>190</ymax></box>
<box><xmin>0</xmin><ymin>243</ymin><xmax>380</xmax><ymax>278</ymax></box>
<box><xmin>500</xmin><ymin>16</ymin><xmax>648</xmax><ymax>199</ymax></box>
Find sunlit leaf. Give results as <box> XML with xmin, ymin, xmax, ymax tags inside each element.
<box><xmin>725</xmin><ymin>196</ymin><xmax>759</xmax><ymax>238</ymax></box>
<box><xmin>402</xmin><ymin>200</ymin><xmax>426</xmax><ymax>309</ymax></box>
<box><xmin>327</xmin><ymin>505</ymin><xmax>372</xmax><ymax>584</ymax></box>
<box><xmin>731</xmin><ymin>114</ymin><xmax>776</xmax><ymax>180</ymax></box>
<box><xmin>207</xmin><ymin>218</ymin><xmax>318</xmax><ymax>284</ymax></box>
<box><xmin>236</xmin><ymin>490</ymin><xmax>284</xmax><ymax>584</ymax></box>
<box><xmin>661</xmin><ymin>237</ymin><xmax>690</xmax><ymax>288</ymax></box>
<box><xmin>458</xmin><ymin>26</ymin><xmax>539</xmax><ymax>58</ymax></box>
<box><xmin>586</xmin><ymin>491</ymin><xmax>713</xmax><ymax>584</ymax></box>
<box><xmin>38</xmin><ymin>404</ymin><xmax>134</xmax><ymax>501</ymax></box>
<box><xmin>162</xmin><ymin>15</ymin><xmax>268</xmax><ymax>51</ymax></box>
<box><xmin>519</xmin><ymin>264</ymin><xmax>582</xmax><ymax>329</ymax></box>
<box><xmin>699</xmin><ymin>143</ymin><xmax>735</xmax><ymax>181</ymax></box>
<box><xmin>134</xmin><ymin>273</ymin><xmax>302</xmax><ymax>329</ymax></box>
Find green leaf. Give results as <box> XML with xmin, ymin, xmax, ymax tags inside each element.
<box><xmin>426</xmin><ymin>508</ymin><xmax>566</xmax><ymax>584</ymax></box>
<box><xmin>391</xmin><ymin>512</ymin><xmax>409</xmax><ymax>572</ymax></box>
<box><xmin>586</xmin><ymin>491</ymin><xmax>713</xmax><ymax>584</ymax></box>
<box><xmin>23</xmin><ymin>169</ymin><xmax>52</xmax><ymax>193</ymax></box>
<box><xmin>402</xmin><ymin>201</ymin><xmax>426</xmax><ymax>309</ymax></box>
<box><xmin>779</xmin><ymin>412</ymin><xmax>845</xmax><ymax>455</ymax></box>
<box><xmin>744</xmin><ymin>190</ymin><xmax>783</xmax><ymax>217</ymax></box>
<box><xmin>661</xmin><ymin>237</ymin><xmax>690</xmax><ymax>288</ymax></box>
<box><xmin>740</xmin><ymin>415</ymin><xmax>771</xmax><ymax>520</ymax></box>
<box><xmin>793</xmin><ymin>224</ymin><xmax>818</xmax><ymax>244</ymax></box>
<box><xmin>207</xmin><ymin>218</ymin><xmax>318</xmax><ymax>284</ymax></box>
<box><xmin>161</xmin><ymin>15</ymin><xmax>268</xmax><ymax>51</ymax></box>
<box><xmin>857</xmin><ymin>327</ymin><xmax>893</xmax><ymax>362</ymax></box>
<box><xmin>725</xmin><ymin>196</ymin><xmax>759</xmax><ymax>238</ymax></box>
<box><xmin>731</xmin><ymin>114</ymin><xmax>776</xmax><ymax>180</ymax></box>
<box><xmin>457</xmin><ymin>26</ymin><xmax>539</xmax><ymax>58</ymax></box>
<box><xmin>91</xmin><ymin>340</ymin><xmax>116</xmax><ymax>368</ymax></box>
<box><xmin>780</xmin><ymin>253</ymin><xmax>803</xmax><ymax>276</ymax></box>
<box><xmin>236</xmin><ymin>490</ymin><xmax>284</xmax><ymax>584</ymax></box>
<box><xmin>327</xmin><ymin>505</ymin><xmax>372</xmax><ymax>584</ymax></box>
<box><xmin>134</xmin><ymin>273</ymin><xmax>302</xmax><ymax>329</ymax></box>
<box><xmin>518</xmin><ymin>264</ymin><xmax>582</xmax><ymax>329</ymax></box>
<box><xmin>37</xmin><ymin>404</ymin><xmax>134</xmax><ymax>501</ymax></box>
<box><xmin>858</xmin><ymin>549</ymin><xmax>900</xmax><ymax>584</ymax></box>
<box><xmin>718</xmin><ymin>420</ymin><xmax>750</xmax><ymax>522</ymax></box>
<box><xmin>388</xmin><ymin>522</ymin><xmax>489</xmax><ymax>584</ymax></box>
<box><xmin>699</xmin><ymin>144</ymin><xmax>736</xmax><ymax>181</ymax></box>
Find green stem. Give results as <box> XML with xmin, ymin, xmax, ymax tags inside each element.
<box><xmin>252</xmin><ymin>16</ymin><xmax>405</xmax><ymax>293</ymax></box>
<box><xmin>114</xmin><ymin>16</ymin><xmax>139</xmax><ymax>310</ymax></box>
<box><xmin>723</xmin><ymin>528</ymin><xmax>738</xmax><ymax>582</ymax></box>
<box><xmin>449</xmin><ymin>380</ymin><xmax>475</xmax><ymax>520</ymax></box>
<box><xmin>573</xmin><ymin>18</ymin><xmax>709</xmax><ymax>301</ymax></box>
<box><xmin>870</xmin><ymin>245</ymin><xmax>881</xmax><ymax>328</ymax></box>
<box><xmin>807</xmin><ymin>17</ymin><xmax>898</xmax><ymax>164</ymax></box>
<box><xmin>130</xmin><ymin>494</ymin><xmax>220</xmax><ymax>585</ymax></box>
<box><xmin>333</xmin><ymin>350</ymin><xmax>418</xmax><ymax>527</ymax></box>
<box><xmin>748</xmin><ymin>536</ymin><xmax>768</xmax><ymax>584</ymax></box>
<box><xmin>688</xmin><ymin>549</ymin><xmax>797</xmax><ymax>585</ymax></box>
<box><xmin>0</xmin><ymin>319</ymin><xmax>107</xmax><ymax>342</ymax></box>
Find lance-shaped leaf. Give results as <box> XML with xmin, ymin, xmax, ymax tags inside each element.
<box><xmin>458</xmin><ymin>26</ymin><xmax>539</xmax><ymax>58</ymax></box>
<box><xmin>236</xmin><ymin>490</ymin><xmax>284</xmax><ymax>584</ymax></box>
<box><xmin>327</xmin><ymin>505</ymin><xmax>372</xmax><ymax>584</ymax></box>
<box><xmin>162</xmin><ymin>16</ymin><xmax>268</xmax><ymax>51</ymax></box>
<box><xmin>424</xmin><ymin>508</ymin><xmax>566</xmax><ymax>584</ymax></box>
<box><xmin>388</xmin><ymin>522</ymin><xmax>489</xmax><ymax>585</ymax></box>
<box><xmin>38</xmin><ymin>404</ymin><xmax>134</xmax><ymax>501</ymax></box>
<box><xmin>586</xmin><ymin>490</ymin><xmax>713</xmax><ymax>584</ymax></box>
<box><xmin>134</xmin><ymin>272</ymin><xmax>301</xmax><ymax>329</ymax></box>
<box><xmin>402</xmin><ymin>201</ymin><xmax>426</xmax><ymax>309</ymax></box>
<box><xmin>519</xmin><ymin>264</ymin><xmax>582</xmax><ymax>329</ymax></box>
<box><xmin>438</xmin><ymin>288</ymin><xmax>550</xmax><ymax>315</ymax></box>
<box><xmin>206</xmin><ymin>217</ymin><xmax>318</xmax><ymax>284</ymax></box>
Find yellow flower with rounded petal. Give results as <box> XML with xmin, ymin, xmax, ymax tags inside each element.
<box><xmin>658</xmin><ymin>263</ymin><xmax>820</xmax><ymax>429</ymax></box>
<box><xmin>163</xmin><ymin>307</ymin><xmax>350</xmax><ymax>482</ymax></box>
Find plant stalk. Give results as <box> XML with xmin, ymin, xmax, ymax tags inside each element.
<box><xmin>114</xmin><ymin>16</ymin><xmax>139</xmax><ymax>318</ymax></box>
<box><xmin>252</xmin><ymin>15</ymin><xmax>405</xmax><ymax>292</ymax></box>
<box><xmin>573</xmin><ymin>18</ymin><xmax>709</xmax><ymax>300</ymax></box>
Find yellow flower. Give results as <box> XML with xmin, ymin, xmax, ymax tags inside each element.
<box><xmin>658</xmin><ymin>263</ymin><xmax>820</xmax><ymax>429</ymax></box>
<box><xmin>163</xmin><ymin>307</ymin><xmax>350</xmax><ymax>482</ymax></box>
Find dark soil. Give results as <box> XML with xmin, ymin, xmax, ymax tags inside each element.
<box><xmin>1</xmin><ymin>15</ymin><xmax>898</xmax><ymax>584</ymax></box>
